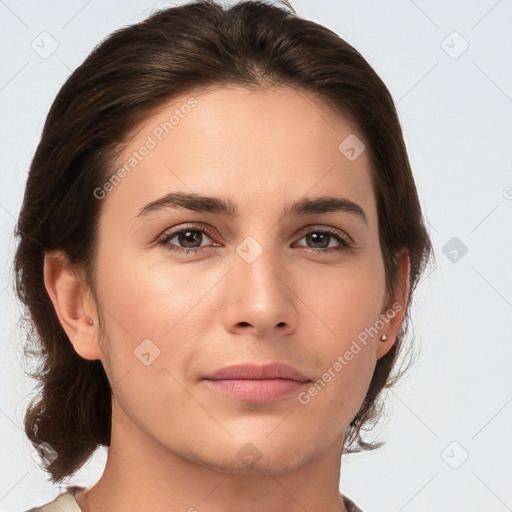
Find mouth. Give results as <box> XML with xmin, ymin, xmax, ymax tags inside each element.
<box><xmin>203</xmin><ymin>362</ymin><xmax>311</xmax><ymax>402</ymax></box>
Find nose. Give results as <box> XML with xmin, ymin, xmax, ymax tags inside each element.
<box><xmin>221</xmin><ymin>241</ymin><xmax>298</xmax><ymax>338</ymax></box>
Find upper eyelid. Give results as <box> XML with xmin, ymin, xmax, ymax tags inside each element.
<box><xmin>161</xmin><ymin>223</ymin><xmax>353</xmax><ymax>245</ymax></box>
<box><xmin>161</xmin><ymin>223</ymin><xmax>216</xmax><ymax>240</ymax></box>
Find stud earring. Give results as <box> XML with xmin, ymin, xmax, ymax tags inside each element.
<box><xmin>380</xmin><ymin>333</ymin><xmax>388</xmax><ymax>342</ymax></box>
<box><xmin>85</xmin><ymin>316</ymin><xmax>94</xmax><ymax>326</ymax></box>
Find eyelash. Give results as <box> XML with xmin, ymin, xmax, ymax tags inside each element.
<box><xmin>157</xmin><ymin>224</ymin><xmax>354</xmax><ymax>255</ymax></box>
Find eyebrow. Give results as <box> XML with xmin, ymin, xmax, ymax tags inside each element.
<box><xmin>135</xmin><ymin>192</ymin><xmax>368</xmax><ymax>226</ymax></box>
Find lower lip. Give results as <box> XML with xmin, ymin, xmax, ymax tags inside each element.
<box><xmin>203</xmin><ymin>378</ymin><xmax>310</xmax><ymax>402</ymax></box>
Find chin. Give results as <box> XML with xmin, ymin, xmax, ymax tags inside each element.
<box><xmin>181</xmin><ymin>435</ymin><xmax>316</xmax><ymax>476</ymax></box>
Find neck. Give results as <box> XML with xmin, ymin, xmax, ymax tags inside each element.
<box><xmin>75</xmin><ymin>403</ymin><xmax>348</xmax><ymax>512</ymax></box>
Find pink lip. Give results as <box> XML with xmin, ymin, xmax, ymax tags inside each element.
<box><xmin>203</xmin><ymin>363</ymin><xmax>310</xmax><ymax>402</ymax></box>
<box><xmin>205</xmin><ymin>363</ymin><xmax>309</xmax><ymax>381</ymax></box>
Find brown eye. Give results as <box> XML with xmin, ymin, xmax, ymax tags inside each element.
<box><xmin>158</xmin><ymin>225</ymin><xmax>217</xmax><ymax>254</ymax></box>
<box><xmin>296</xmin><ymin>228</ymin><xmax>353</xmax><ymax>252</ymax></box>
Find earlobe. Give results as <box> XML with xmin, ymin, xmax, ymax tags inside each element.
<box><xmin>376</xmin><ymin>249</ymin><xmax>410</xmax><ymax>360</ymax></box>
<box><xmin>43</xmin><ymin>250</ymin><xmax>103</xmax><ymax>361</ymax></box>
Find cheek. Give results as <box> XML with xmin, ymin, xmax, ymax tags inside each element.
<box><xmin>94</xmin><ymin>253</ymin><xmax>217</xmax><ymax>384</ymax></box>
<box><xmin>95</xmin><ymin>262</ymin><xmax>201</xmax><ymax>423</ymax></box>
<box><xmin>290</xmin><ymin>262</ymin><xmax>382</xmax><ymax>417</ymax></box>
<box><xmin>295</xmin><ymin>259</ymin><xmax>385</xmax><ymax>344</ymax></box>
<box><xmin>96</xmin><ymin>250</ymin><xmax>207</xmax><ymax>336</ymax></box>
<box><xmin>298</xmin><ymin>340</ymin><xmax>376</xmax><ymax>434</ymax></box>
<box><xmin>96</xmin><ymin>231</ymin><xmax>382</xmax><ymax>397</ymax></box>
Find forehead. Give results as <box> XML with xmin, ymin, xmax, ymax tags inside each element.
<box><xmin>101</xmin><ymin>85</ymin><xmax>377</xmax><ymax>228</ymax></box>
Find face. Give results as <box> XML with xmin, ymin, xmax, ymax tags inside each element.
<box><xmin>78</xmin><ymin>86</ymin><xmax>403</xmax><ymax>474</ymax></box>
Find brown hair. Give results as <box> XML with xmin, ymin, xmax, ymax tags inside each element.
<box><xmin>14</xmin><ymin>0</ymin><xmax>434</xmax><ymax>483</ymax></box>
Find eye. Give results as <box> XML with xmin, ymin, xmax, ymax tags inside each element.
<box><xmin>157</xmin><ymin>224</ymin><xmax>354</xmax><ymax>255</ymax></box>
<box><xmin>157</xmin><ymin>225</ymin><xmax>218</xmax><ymax>255</ymax></box>
<box><xmin>294</xmin><ymin>227</ymin><xmax>353</xmax><ymax>253</ymax></box>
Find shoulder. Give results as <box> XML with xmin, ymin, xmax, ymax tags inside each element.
<box><xmin>22</xmin><ymin>487</ymin><xmax>84</xmax><ymax>512</ymax></box>
<box><xmin>26</xmin><ymin>488</ymin><xmax>361</xmax><ymax>512</ymax></box>
<box><xmin>341</xmin><ymin>492</ymin><xmax>365</xmax><ymax>512</ymax></box>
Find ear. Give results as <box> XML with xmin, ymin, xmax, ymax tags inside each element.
<box><xmin>376</xmin><ymin>248</ymin><xmax>410</xmax><ymax>360</ymax></box>
<box><xmin>43</xmin><ymin>250</ymin><xmax>103</xmax><ymax>360</ymax></box>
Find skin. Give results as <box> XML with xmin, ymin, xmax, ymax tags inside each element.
<box><xmin>44</xmin><ymin>85</ymin><xmax>409</xmax><ymax>512</ymax></box>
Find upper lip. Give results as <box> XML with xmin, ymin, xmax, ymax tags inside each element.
<box><xmin>204</xmin><ymin>363</ymin><xmax>310</xmax><ymax>382</ymax></box>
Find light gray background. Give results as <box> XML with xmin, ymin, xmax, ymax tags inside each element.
<box><xmin>1</xmin><ymin>1</ymin><xmax>511</xmax><ymax>511</ymax></box>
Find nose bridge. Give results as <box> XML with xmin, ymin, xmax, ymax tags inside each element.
<box><xmin>234</xmin><ymin>232</ymin><xmax>286</xmax><ymax>298</ymax></box>
<box><xmin>225</xmin><ymin>231</ymin><xmax>297</xmax><ymax>333</ymax></box>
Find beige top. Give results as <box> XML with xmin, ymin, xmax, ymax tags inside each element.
<box><xmin>24</xmin><ymin>488</ymin><xmax>81</xmax><ymax>512</ymax></box>
<box><xmin>25</xmin><ymin>486</ymin><xmax>364</xmax><ymax>512</ymax></box>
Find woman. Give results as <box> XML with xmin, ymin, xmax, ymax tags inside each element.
<box><xmin>16</xmin><ymin>1</ymin><xmax>433</xmax><ymax>511</ymax></box>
